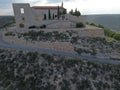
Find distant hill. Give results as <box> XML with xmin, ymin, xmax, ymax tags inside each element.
<box><xmin>86</xmin><ymin>14</ymin><xmax>120</xmax><ymax>32</ymax></box>
<box><xmin>0</xmin><ymin>16</ymin><xmax>15</xmax><ymax>28</ymax></box>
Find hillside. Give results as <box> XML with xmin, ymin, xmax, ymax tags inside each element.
<box><xmin>0</xmin><ymin>16</ymin><xmax>15</xmax><ymax>28</ymax></box>
<box><xmin>0</xmin><ymin>49</ymin><xmax>120</xmax><ymax>90</ymax></box>
<box><xmin>87</xmin><ymin>14</ymin><xmax>120</xmax><ymax>32</ymax></box>
<box><xmin>0</xmin><ymin>15</ymin><xmax>120</xmax><ymax>90</ymax></box>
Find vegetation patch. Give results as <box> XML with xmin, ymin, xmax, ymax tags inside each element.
<box><xmin>19</xmin><ymin>30</ymin><xmax>74</xmax><ymax>42</ymax></box>
<box><xmin>76</xmin><ymin>22</ymin><xmax>85</xmax><ymax>28</ymax></box>
<box><xmin>73</xmin><ymin>37</ymin><xmax>120</xmax><ymax>55</ymax></box>
<box><xmin>5</xmin><ymin>31</ymin><xmax>15</xmax><ymax>36</ymax></box>
<box><xmin>69</xmin><ymin>8</ymin><xmax>81</xmax><ymax>16</ymax></box>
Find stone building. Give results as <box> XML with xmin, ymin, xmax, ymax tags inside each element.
<box><xmin>12</xmin><ymin>2</ymin><xmax>86</xmax><ymax>29</ymax></box>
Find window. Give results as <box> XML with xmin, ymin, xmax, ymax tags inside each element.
<box><xmin>20</xmin><ymin>8</ymin><xmax>24</xmax><ymax>14</ymax></box>
<box><xmin>19</xmin><ymin>23</ymin><xmax>24</xmax><ymax>28</ymax></box>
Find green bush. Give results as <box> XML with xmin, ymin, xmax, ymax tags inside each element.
<box><xmin>5</xmin><ymin>32</ymin><xmax>15</xmax><ymax>36</ymax></box>
<box><xmin>76</xmin><ymin>22</ymin><xmax>85</xmax><ymax>28</ymax></box>
<box><xmin>97</xmin><ymin>24</ymin><xmax>105</xmax><ymax>28</ymax></box>
<box><xmin>71</xmin><ymin>36</ymin><xmax>79</xmax><ymax>43</ymax></box>
<box><xmin>104</xmin><ymin>28</ymin><xmax>120</xmax><ymax>41</ymax></box>
<box><xmin>40</xmin><ymin>24</ymin><xmax>46</xmax><ymax>28</ymax></box>
<box><xmin>104</xmin><ymin>28</ymin><xmax>116</xmax><ymax>37</ymax></box>
<box><xmin>90</xmin><ymin>23</ymin><xmax>96</xmax><ymax>26</ymax></box>
<box><xmin>113</xmin><ymin>33</ymin><xmax>120</xmax><ymax>40</ymax></box>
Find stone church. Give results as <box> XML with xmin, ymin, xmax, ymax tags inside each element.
<box><xmin>12</xmin><ymin>2</ymin><xmax>85</xmax><ymax>29</ymax></box>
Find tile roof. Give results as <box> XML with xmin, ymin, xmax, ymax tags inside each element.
<box><xmin>32</xmin><ymin>6</ymin><xmax>65</xmax><ymax>10</ymax></box>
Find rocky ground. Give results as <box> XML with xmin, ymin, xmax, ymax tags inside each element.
<box><xmin>74</xmin><ymin>37</ymin><xmax>120</xmax><ymax>54</ymax></box>
<box><xmin>0</xmin><ymin>49</ymin><xmax>120</xmax><ymax>90</ymax></box>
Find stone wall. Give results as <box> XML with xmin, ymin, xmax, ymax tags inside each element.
<box><xmin>78</xmin><ymin>28</ymin><xmax>105</xmax><ymax>37</ymax></box>
<box><xmin>45</xmin><ymin>26</ymin><xmax>104</xmax><ymax>38</ymax></box>
<box><xmin>47</xmin><ymin>20</ymin><xmax>75</xmax><ymax>28</ymax></box>
<box><xmin>12</xmin><ymin>3</ymin><xmax>36</xmax><ymax>28</ymax></box>
<box><xmin>16</xmin><ymin>25</ymin><xmax>104</xmax><ymax>38</ymax></box>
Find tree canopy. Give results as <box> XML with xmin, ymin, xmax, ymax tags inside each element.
<box><xmin>69</xmin><ymin>8</ymin><xmax>81</xmax><ymax>16</ymax></box>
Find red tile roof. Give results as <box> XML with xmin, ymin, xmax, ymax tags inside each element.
<box><xmin>32</xmin><ymin>6</ymin><xmax>65</xmax><ymax>10</ymax></box>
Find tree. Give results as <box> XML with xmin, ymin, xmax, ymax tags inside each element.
<box><xmin>57</xmin><ymin>6</ymin><xmax>60</xmax><ymax>19</ymax></box>
<box><xmin>75</xmin><ymin>8</ymin><xmax>78</xmax><ymax>15</ymax></box>
<box><xmin>75</xmin><ymin>8</ymin><xmax>81</xmax><ymax>16</ymax></box>
<box><xmin>69</xmin><ymin>8</ymin><xmax>81</xmax><ymax>16</ymax></box>
<box><xmin>69</xmin><ymin>9</ymin><xmax>74</xmax><ymax>15</ymax></box>
<box><xmin>48</xmin><ymin>9</ymin><xmax>51</xmax><ymax>20</ymax></box>
<box><xmin>52</xmin><ymin>14</ymin><xmax>55</xmax><ymax>20</ymax></box>
<box><xmin>63</xmin><ymin>9</ymin><xmax>67</xmax><ymax>14</ymax></box>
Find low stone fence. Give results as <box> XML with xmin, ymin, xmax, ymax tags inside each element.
<box><xmin>16</xmin><ymin>25</ymin><xmax>105</xmax><ymax>38</ymax></box>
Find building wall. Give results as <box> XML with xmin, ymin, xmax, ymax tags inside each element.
<box><xmin>46</xmin><ymin>20</ymin><xmax>75</xmax><ymax>28</ymax></box>
<box><xmin>13</xmin><ymin>3</ymin><xmax>66</xmax><ymax>29</ymax></box>
<box><xmin>12</xmin><ymin>3</ymin><xmax>36</xmax><ymax>28</ymax></box>
<box><xmin>33</xmin><ymin>8</ymin><xmax>64</xmax><ymax>20</ymax></box>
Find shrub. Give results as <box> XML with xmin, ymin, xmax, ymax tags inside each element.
<box><xmin>5</xmin><ymin>32</ymin><xmax>15</xmax><ymax>36</ymax></box>
<box><xmin>113</xmin><ymin>33</ymin><xmax>120</xmax><ymax>41</ymax></box>
<box><xmin>71</xmin><ymin>36</ymin><xmax>79</xmax><ymax>43</ymax></box>
<box><xmin>41</xmin><ymin>53</ymin><xmax>54</xmax><ymax>61</ymax></box>
<box><xmin>40</xmin><ymin>24</ymin><xmax>46</xmax><ymax>28</ymax></box>
<box><xmin>76</xmin><ymin>22</ymin><xmax>85</xmax><ymax>28</ymax></box>
<box><xmin>104</xmin><ymin>28</ymin><xmax>120</xmax><ymax>41</ymax></box>
<box><xmin>65</xmin><ymin>59</ymin><xmax>82</xmax><ymax>67</ymax></box>
<box><xmin>90</xmin><ymin>23</ymin><xmax>96</xmax><ymax>26</ymax></box>
<box><xmin>28</xmin><ymin>25</ymin><xmax>36</xmax><ymax>29</ymax></box>
<box><xmin>98</xmin><ymin>24</ymin><xmax>104</xmax><ymax>28</ymax></box>
<box><xmin>104</xmin><ymin>28</ymin><xmax>115</xmax><ymax>37</ymax></box>
<box><xmin>27</xmin><ymin>30</ymin><xmax>37</xmax><ymax>37</ymax></box>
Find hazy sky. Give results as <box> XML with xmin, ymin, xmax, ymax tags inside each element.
<box><xmin>0</xmin><ymin>0</ymin><xmax>120</xmax><ymax>15</ymax></box>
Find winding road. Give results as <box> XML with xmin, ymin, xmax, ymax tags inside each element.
<box><xmin>0</xmin><ymin>31</ymin><xmax>120</xmax><ymax>65</ymax></box>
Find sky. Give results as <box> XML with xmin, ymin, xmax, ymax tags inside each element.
<box><xmin>0</xmin><ymin>0</ymin><xmax>120</xmax><ymax>15</ymax></box>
